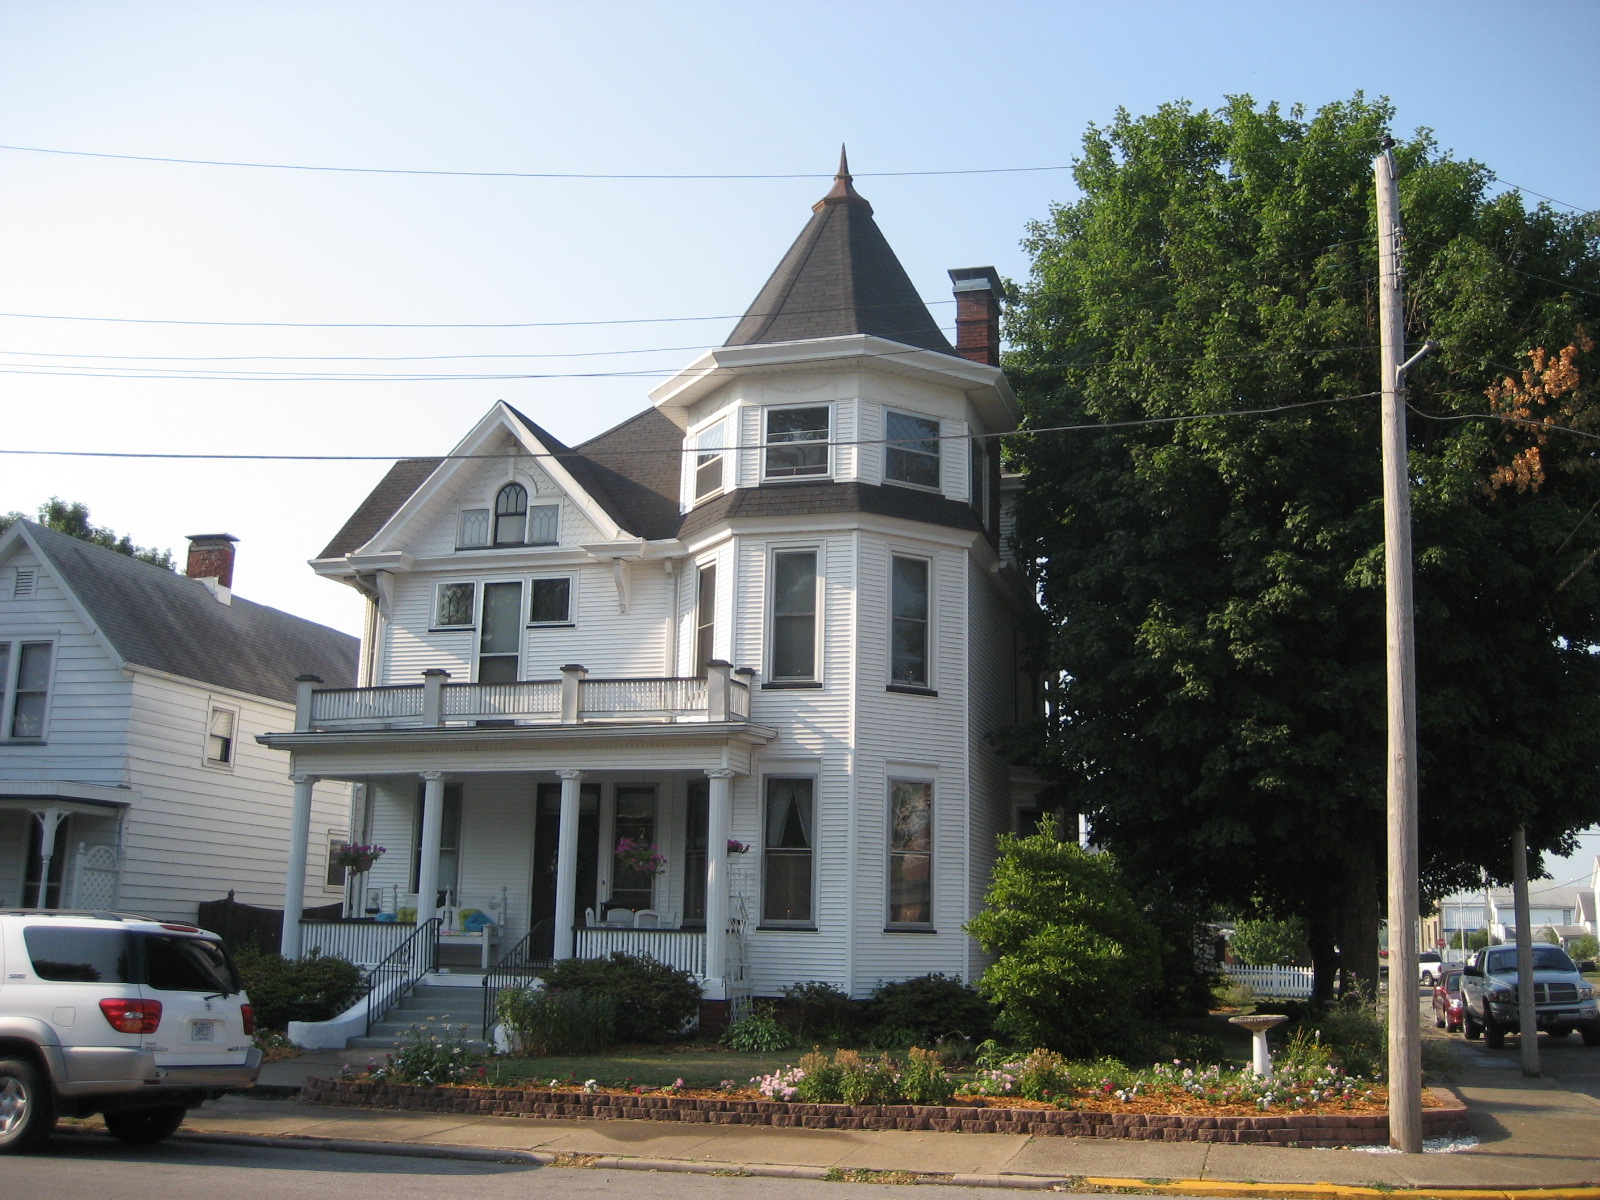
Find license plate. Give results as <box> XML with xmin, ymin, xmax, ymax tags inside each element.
<box><xmin>191</xmin><ymin>1021</ymin><xmax>217</xmax><ymax>1042</ymax></box>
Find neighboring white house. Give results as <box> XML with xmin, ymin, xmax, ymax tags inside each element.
<box><xmin>264</xmin><ymin>156</ymin><xmax>1042</xmax><ymax>1011</ymax></box>
<box><xmin>0</xmin><ymin>521</ymin><xmax>358</xmax><ymax>921</ymax></box>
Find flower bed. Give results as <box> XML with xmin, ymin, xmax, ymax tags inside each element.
<box><xmin>301</xmin><ymin>1077</ymin><xmax>1467</xmax><ymax>1148</ymax></box>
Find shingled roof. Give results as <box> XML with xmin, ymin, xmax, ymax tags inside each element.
<box><xmin>23</xmin><ymin>521</ymin><xmax>357</xmax><ymax>705</ymax></box>
<box><xmin>723</xmin><ymin>149</ymin><xmax>955</xmax><ymax>355</ymax></box>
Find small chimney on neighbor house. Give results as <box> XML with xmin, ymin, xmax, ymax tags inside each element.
<box><xmin>186</xmin><ymin>533</ymin><xmax>238</xmax><ymax>603</ymax></box>
<box><xmin>948</xmin><ymin>267</ymin><xmax>1007</xmax><ymax>367</ymax></box>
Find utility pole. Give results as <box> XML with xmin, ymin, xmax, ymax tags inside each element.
<box><xmin>1376</xmin><ymin>138</ymin><xmax>1423</xmax><ymax>1155</ymax></box>
<box><xmin>1512</xmin><ymin>828</ymin><xmax>1540</xmax><ymax>1077</ymax></box>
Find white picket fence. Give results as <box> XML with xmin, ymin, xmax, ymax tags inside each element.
<box><xmin>1225</xmin><ymin>964</ymin><xmax>1314</xmax><ymax>998</ymax></box>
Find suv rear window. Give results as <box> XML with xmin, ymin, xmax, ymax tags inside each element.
<box><xmin>22</xmin><ymin>926</ymin><xmax>240</xmax><ymax>993</ymax></box>
<box><xmin>23</xmin><ymin>927</ymin><xmax>135</xmax><ymax>983</ymax></box>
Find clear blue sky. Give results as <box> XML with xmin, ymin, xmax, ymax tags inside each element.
<box><xmin>3</xmin><ymin>0</ymin><xmax>1597</xmax><ymax>638</ymax></box>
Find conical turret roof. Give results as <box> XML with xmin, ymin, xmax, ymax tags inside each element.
<box><xmin>724</xmin><ymin>148</ymin><xmax>955</xmax><ymax>355</ymax></box>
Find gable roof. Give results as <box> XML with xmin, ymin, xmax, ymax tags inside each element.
<box><xmin>21</xmin><ymin>521</ymin><xmax>357</xmax><ymax>704</ymax></box>
<box><xmin>320</xmin><ymin>457</ymin><xmax>444</xmax><ymax>560</ymax></box>
<box><xmin>723</xmin><ymin>150</ymin><xmax>955</xmax><ymax>355</ymax></box>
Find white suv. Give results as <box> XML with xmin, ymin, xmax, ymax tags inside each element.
<box><xmin>0</xmin><ymin>910</ymin><xmax>261</xmax><ymax>1153</ymax></box>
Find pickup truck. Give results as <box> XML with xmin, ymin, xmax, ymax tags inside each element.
<box><xmin>1459</xmin><ymin>943</ymin><xmax>1600</xmax><ymax>1049</ymax></box>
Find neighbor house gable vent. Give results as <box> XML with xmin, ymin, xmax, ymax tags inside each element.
<box><xmin>13</xmin><ymin>567</ymin><xmax>36</xmax><ymax>598</ymax></box>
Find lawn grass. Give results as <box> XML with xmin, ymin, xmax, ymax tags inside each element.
<box><xmin>485</xmin><ymin>1044</ymin><xmax>806</xmax><ymax>1089</ymax></box>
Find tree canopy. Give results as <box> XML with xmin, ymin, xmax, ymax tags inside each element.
<box><xmin>1005</xmin><ymin>94</ymin><xmax>1600</xmax><ymax>998</ymax></box>
<box><xmin>0</xmin><ymin>499</ymin><xmax>175</xmax><ymax>570</ymax></box>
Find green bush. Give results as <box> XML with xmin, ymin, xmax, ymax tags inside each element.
<box><xmin>965</xmin><ymin>822</ymin><xmax>1161</xmax><ymax>1057</ymax></box>
<box><xmin>779</xmin><ymin>980</ymin><xmax>856</xmax><ymax>1041</ymax></box>
<box><xmin>236</xmin><ymin>950</ymin><xmax>366</xmax><ymax>1030</ymax></box>
<box><xmin>721</xmin><ymin>1005</ymin><xmax>794</xmax><ymax>1052</ymax></box>
<box><xmin>866</xmin><ymin>973</ymin><xmax>993</xmax><ymax>1048</ymax></box>
<box><xmin>833</xmin><ymin>1048</ymin><xmax>896</xmax><ymax>1104</ymax></box>
<box><xmin>1566</xmin><ymin>933</ymin><xmax>1598</xmax><ymax>963</ymax></box>
<box><xmin>793</xmin><ymin>1049</ymin><xmax>843</xmax><ymax>1103</ymax></box>
<box><xmin>899</xmin><ymin>1046</ymin><xmax>956</xmax><ymax>1105</ymax></box>
<box><xmin>540</xmin><ymin>952</ymin><xmax>701</xmax><ymax>1043</ymax></box>
<box><xmin>496</xmin><ymin>985</ymin><xmax>617</xmax><ymax>1056</ymax></box>
<box><xmin>374</xmin><ymin>1018</ymin><xmax>483</xmax><ymax>1085</ymax></box>
<box><xmin>1229</xmin><ymin>916</ymin><xmax>1307</xmax><ymax>966</ymax></box>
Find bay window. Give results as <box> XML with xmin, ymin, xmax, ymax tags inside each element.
<box><xmin>764</xmin><ymin>405</ymin><xmax>830</xmax><ymax>479</ymax></box>
<box><xmin>889</xmin><ymin>555</ymin><xmax>930</xmax><ymax>689</ymax></box>
<box><xmin>770</xmin><ymin>550</ymin><xmax>818</xmax><ymax>682</ymax></box>
<box><xmin>885</xmin><ymin>411</ymin><xmax>941</xmax><ymax>490</ymax></box>
<box><xmin>887</xmin><ymin>779</ymin><xmax>933</xmax><ymax>927</ymax></box>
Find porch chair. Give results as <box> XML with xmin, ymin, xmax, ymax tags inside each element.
<box><xmin>633</xmin><ymin>909</ymin><xmax>660</xmax><ymax>928</ymax></box>
<box><xmin>583</xmin><ymin>907</ymin><xmax>596</xmax><ymax>927</ymax></box>
<box><xmin>605</xmin><ymin>908</ymin><xmax>634</xmax><ymax>926</ymax></box>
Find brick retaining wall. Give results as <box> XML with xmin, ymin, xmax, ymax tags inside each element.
<box><xmin>302</xmin><ymin>1078</ymin><xmax>1468</xmax><ymax>1148</ymax></box>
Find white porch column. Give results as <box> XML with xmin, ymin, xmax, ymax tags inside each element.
<box><xmin>30</xmin><ymin>807</ymin><xmax>68</xmax><ymax>909</ymax></box>
<box><xmin>279</xmin><ymin>774</ymin><xmax>317</xmax><ymax>958</ymax></box>
<box><xmin>702</xmin><ymin>767</ymin><xmax>736</xmax><ymax>998</ymax></box>
<box><xmin>415</xmin><ymin>771</ymin><xmax>447</xmax><ymax>927</ymax></box>
<box><xmin>553</xmin><ymin>769</ymin><xmax>584</xmax><ymax>960</ymax></box>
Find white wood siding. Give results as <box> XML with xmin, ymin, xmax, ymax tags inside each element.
<box><xmin>118</xmin><ymin>673</ymin><xmax>349</xmax><ymax>920</ymax></box>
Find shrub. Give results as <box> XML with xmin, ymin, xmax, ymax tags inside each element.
<box><xmin>496</xmin><ymin>985</ymin><xmax>617</xmax><ymax>1056</ymax></box>
<box><xmin>721</xmin><ymin>1005</ymin><xmax>795</xmax><ymax>1053</ymax></box>
<box><xmin>1279</xmin><ymin>999</ymin><xmax>1386</xmax><ymax>1080</ymax></box>
<box><xmin>899</xmin><ymin>1046</ymin><xmax>956</xmax><ymax>1105</ymax></box>
<box><xmin>779</xmin><ymin>980</ymin><xmax>855</xmax><ymax>1041</ymax></box>
<box><xmin>540</xmin><ymin>952</ymin><xmax>701</xmax><ymax>1043</ymax></box>
<box><xmin>235</xmin><ymin>949</ymin><xmax>366</xmax><ymax>1030</ymax></box>
<box><xmin>833</xmin><ymin>1048</ymin><xmax>896</xmax><ymax>1104</ymax></box>
<box><xmin>793</xmin><ymin>1049</ymin><xmax>844</xmax><ymax>1103</ymax></box>
<box><xmin>1567</xmin><ymin>933</ymin><xmax>1598</xmax><ymax>963</ymax></box>
<box><xmin>1229</xmin><ymin>916</ymin><xmax>1308</xmax><ymax>966</ymax></box>
<box><xmin>866</xmin><ymin>973</ymin><xmax>993</xmax><ymax>1048</ymax></box>
<box><xmin>965</xmin><ymin>823</ymin><xmax>1161</xmax><ymax>1057</ymax></box>
<box><xmin>373</xmin><ymin>1018</ymin><xmax>483</xmax><ymax>1085</ymax></box>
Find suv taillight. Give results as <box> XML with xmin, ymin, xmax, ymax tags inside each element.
<box><xmin>99</xmin><ymin>997</ymin><xmax>163</xmax><ymax>1034</ymax></box>
<box><xmin>240</xmin><ymin>1003</ymin><xmax>255</xmax><ymax>1035</ymax></box>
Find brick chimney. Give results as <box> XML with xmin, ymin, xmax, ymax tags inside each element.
<box><xmin>186</xmin><ymin>533</ymin><xmax>238</xmax><ymax>597</ymax></box>
<box><xmin>948</xmin><ymin>267</ymin><xmax>1007</xmax><ymax>367</ymax></box>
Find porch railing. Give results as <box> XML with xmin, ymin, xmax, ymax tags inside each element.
<box><xmin>574</xmin><ymin>926</ymin><xmax>706</xmax><ymax>977</ymax></box>
<box><xmin>298</xmin><ymin>919</ymin><xmax>415</xmax><ymax>968</ymax></box>
<box><xmin>479</xmin><ymin>921</ymin><xmax>553</xmax><ymax>1038</ymax></box>
<box><xmin>365</xmin><ymin>917</ymin><xmax>440</xmax><ymax>1036</ymax></box>
<box><xmin>296</xmin><ymin>663</ymin><xmax>756</xmax><ymax>733</ymax></box>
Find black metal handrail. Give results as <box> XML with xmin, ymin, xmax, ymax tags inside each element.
<box><xmin>480</xmin><ymin>920</ymin><xmax>553</xmax><ymax>1038</ymax></box>
<box><xmin>364</xmin><ymin>917</ymin><xmax>441</xmax><ymax>1036</ymax></box>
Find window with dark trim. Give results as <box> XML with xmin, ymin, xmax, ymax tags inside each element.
<box><xmin>890</xmin><ymin>556</ymin><xmax>930</xmax><ymax>688</ymax></box>
<box><xmin>529</xmin><ymin>577</ymin><xmax>572</xmax><ymax>624</ymax></box>
<box><xmin>435</xmin><ymin>581</ymin><xmax>476</xmax><ymax>628</ymax></box>
<box><xmin>684</xmin><ymin>780</ymin><xmax>708</xmax><ymax>925</ymax></box>
<box><xmin>885</xmin><ymin>411</ymin><xmax>941</xmax><ymax>490</ymax></box>
<box><xmin>494</xmin><ymin>484</ymin><xmax>528</xmax><ymax>546</ymax></box>
<box><xmin>411</xmin><ymin>784</ymin><xmax>463</xmax><ymax>900</ymax></box>
<box><xmin>770</xmin><ymin>550</ymin><xmax>818</xmax><ymax>682</ymax></box>
<box><xmin>762</xmin><ymin>777</ymin><xmax>815</xmax><ymax>926</ymax></box>
<box><xmin>888</xmin><ymin>780</ymin><xmax>933</xmax><ymax>927</ymax></box>
<box><xmin>478</xmin><ymin>581</ymin><xmax>522</xmax><ymax>682</ymax></box>
<box><xmin>1</xmin><ymin>640</ymin><xmax>53</xmax><ymax>740</ymax></box>
<box><xmin>764</xmin><ymin>406</ymin><xmax>830</xmax><ymax>479</ymax></box>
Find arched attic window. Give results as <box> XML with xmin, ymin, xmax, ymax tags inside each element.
<box><xmin>494</xmin><ymin>483</ymin><xmax>528</xmax><ymax>546</ymax></box>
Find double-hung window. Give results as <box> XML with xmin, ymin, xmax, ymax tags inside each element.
<box><xmin>969</xmin><ymin>434</ymin><xmax>989</xmax><ymax>524</ymax></box>
<box><xmin>770</xmin><ymin>550</ymin><xmax>818</xmax><ymax>683</ymax></box>
<box><xmin>693</xmin><ymin>420</ymin><xmax>728</xmax><ymax>500</ymax></box>
<box><xmin>205</xmin><ymin>705</ymin><xmax>237</xmax><ymax>767</ymax></box>
<box><xmin>764</xmin><ymin>406</ymin><xmax>830</xmax><ymax>479</ymax></box>
<box><xmin>884</xmin><ymin>411</ymin><xmax>941</xmax><ymax>490</ymax></box>
<box><xmin>695</xmin><ymin>563</ymin><xmax>717</xmax><ymax>676</ymax></box>
<box><xmin>411</xmin><ymin>784</ymin><xmax>463</xmax><ymax>901</ymax></box>
<box><xmin>477</xmin><ymin>581</ymin><xmax>523</xmax><ymax>683</ymax></box>
<box><xmin>464</xmin><ymin>484</ymin><xmax>559</xmax><ymax>549</ymax></box>
<box><xmin>762</xmin><ymin>776</ymin><xmax>815</xmax><ymax>926</ymax></box>
<box><xmin>889</xmin><ymin>555</ymin><xmax>930</xmax><ymax>689</ymax></box>
<box><xmin>887</xmin><ymin>780</ymin><xmax>933</xmax><ymax>927</ymax></box>
<box><xmin>1</xmin><ymin>641</ymin><xmax>53</xmax><ymax>740</ymax></box>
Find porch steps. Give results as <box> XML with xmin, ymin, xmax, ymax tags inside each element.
<box><xmin>348</xmin><ymin>981</ymin><xmax>491</xmax><ymax>1051</ymax></box>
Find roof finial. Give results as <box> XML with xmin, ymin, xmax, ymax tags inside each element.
<box><xmin>815</xmin><ymin>144</ymin><xmax>871</xmax><ymax>213</ymax></box>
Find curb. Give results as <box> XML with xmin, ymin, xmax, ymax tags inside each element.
<box><xmin>59</xmin><ymin>1125</ymin><xmax>1600</xmax><ymax>1198</ymax></box>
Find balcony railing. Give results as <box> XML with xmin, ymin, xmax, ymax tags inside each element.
<box><xmin>297</xmin><ymin>661</ymin><xmax>754</xmax><ymax>733</ymax></box>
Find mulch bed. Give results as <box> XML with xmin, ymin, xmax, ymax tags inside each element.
<box><xmin>302</xmin><ymin>1077</ymin><xmax>1468</xmax><ymax>1148</ymax></box>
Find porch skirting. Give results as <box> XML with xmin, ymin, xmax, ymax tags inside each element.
<box><xmin>300</xmin><ymin>1078</ymin><xmax>1469</xmax><ymax>1147</ymax></box>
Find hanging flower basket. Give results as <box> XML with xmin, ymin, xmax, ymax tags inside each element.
<box><xmin>330</xmin><ymin>842</ymin><xmax>387</xmax><ymax>874</ymax></box>
<box><xmin>727</xmin><ymin>839</ymin><xmax>750</xmax><ymax>855</ymax></box>
<box><xmin>614</xmin><ymin>837</ymin><xmax>666</xmax><ymax>875</ymax></box>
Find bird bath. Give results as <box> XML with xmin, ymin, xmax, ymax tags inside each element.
<box><xmin>1229</xmin><ymin>1013</ymin><xmax>1290</xmax><ymax>1078</ymax></box>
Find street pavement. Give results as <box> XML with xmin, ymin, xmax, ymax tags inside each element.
<box><xmin>57</xmin><ymin>990</ymin><xmax>1600</xmax><ymax>1195</ymax></box>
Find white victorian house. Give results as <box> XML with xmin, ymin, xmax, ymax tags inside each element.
<box><xmin>0</xmin><ymin>522</ymin><xmax>357</xmax><ymax>921</ymax></box>
<box><xmin>266</xmin><ymin>159</ymin><xmax>1040</xmax><ymax>1016</ymax></box>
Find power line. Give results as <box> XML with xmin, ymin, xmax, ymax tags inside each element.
<box><xmin>0</xmin><ymin>142</ymin><xmax>1074</xmax><ymax>180</ymax></box>
<box><xmin>0</xmin><ymin>393</ymin><xmax>1381</xmax><ymax>462</ymax></box>
<box><xmin>1486</xmin><ymin>172</ymin><xmax>1595</xmax><ymax>216</ymax></box>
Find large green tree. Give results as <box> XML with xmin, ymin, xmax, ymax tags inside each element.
<box><xmin>1006</xmin><ymin>95</ymin><xmax>1600</xmax><ymax>1000</ymax></box>
<box><xmin>0</xmin><ymin>498</ymin><xmax>174</xmax><ymax>569</ymax></box>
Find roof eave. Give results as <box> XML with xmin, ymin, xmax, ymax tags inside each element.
<box><xmin>650</xmin><ymin>335</ymin><xmax>1019</xmax><ymax>427</ymax></box>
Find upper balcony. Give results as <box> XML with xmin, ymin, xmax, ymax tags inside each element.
<box><xmin>292</xmin><ymin>661</ymin><xmax>753</xmax><ymax>733</ymax></box>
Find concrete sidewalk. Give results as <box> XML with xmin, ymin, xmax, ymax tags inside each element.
<box><xmin>100</xmin><ymin>1042</ymin><xmax>1600</xmax><ymax>1194</ymax></box>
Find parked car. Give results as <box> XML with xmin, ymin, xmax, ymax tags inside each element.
<box><xmin>0</xmin><ymin>910</ymin><xmax>261</xmax><ymax>1153</ymax></box>
<box><xmin>1418</xmin><ymin>950</ymin><xmax>1444</xmax><ymax>986</ymax></box>
<box><xmin>1459</xmin><ymin>943</ymin><xmax>1600</xmax><ymax>1049</ymax></box>
<box><xmin>1432</xmin><ymin>967</ymin><xmax>1465</xmax><ymax>1032</ymax></box>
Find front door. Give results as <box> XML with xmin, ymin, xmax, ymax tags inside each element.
<box><xmin>530</xmin><ymin>783</ymin><xmax>599</xmax><ymax>958</ymax></box>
